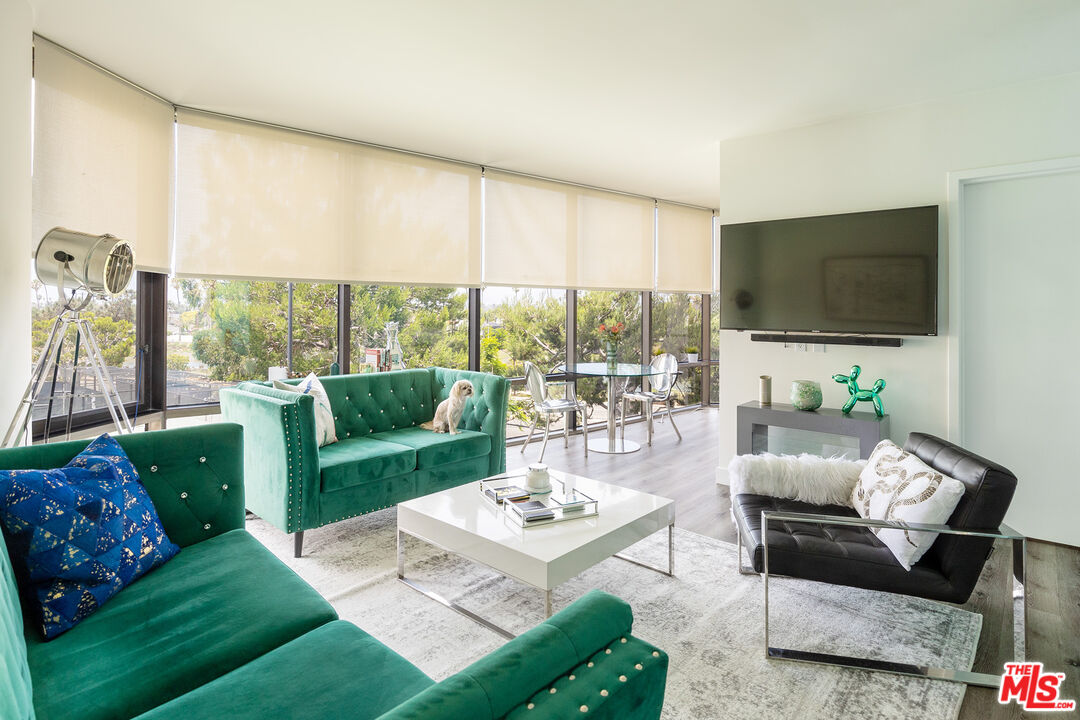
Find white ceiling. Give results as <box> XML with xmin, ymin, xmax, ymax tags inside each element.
<box><xmin>28</xmin><ymin>0</ymin><xmax>1080</xmax><ymax>207</ymax></box>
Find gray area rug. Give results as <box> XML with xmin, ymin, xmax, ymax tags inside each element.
<box><xmin>246</xmin><ymin>509</ymin><xmax>977</xmax><ymax>720</ymax></box>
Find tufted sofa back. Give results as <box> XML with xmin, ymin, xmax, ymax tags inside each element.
<box><xmin>321</xmin><ymin>369</ymin><xmax>434</xmax><ymax>439</ymax></box>
<box><xmin>0</xmin><ymin>424</ymin><xmax>246</xmax><ymax>549</ymax></box>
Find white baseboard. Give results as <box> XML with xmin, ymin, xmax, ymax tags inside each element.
<box><xmin>715</xmin><ymin>465</ymin><xmax>729</xmax><ymax>486</ymax></box>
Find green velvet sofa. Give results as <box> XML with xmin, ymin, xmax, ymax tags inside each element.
<box><xmin>0</xmin><ymin>425</ymin><xmax>668</xmax><ymax>720</ymax></box>
<box><xmin>220</xmin><ymin>367</ymin><xmax>509</xmax><ymax>557</ymax></box>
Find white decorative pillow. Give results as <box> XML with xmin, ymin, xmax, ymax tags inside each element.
<box><xmin>273</xmin><ymin>373</ymin><xmax>338</xmax><ymax>447</ymax></box>
<box><xmin>853</xmin><ymin>439</ymin><xmax>966</xmax><ymax>570</ymax></box>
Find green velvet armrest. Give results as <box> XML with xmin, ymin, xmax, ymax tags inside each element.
<box><xmin>219</xmin><ymin>384</ymin><xmax>321</xmax><ymax>535</ymax></box>
<box><xmin>0</xmin><ymin>424</ymin><xmax>246</xmax><ymax>548</ymax></box>
<box><xmin>377</xmin><ymin>590</ymin><xmax>668</xmax><ymax>720</ymax></box>
<box><xmin>429</xmin><ymin>368</ymin><xmax>509</xmax><ymax>476</ymax></box>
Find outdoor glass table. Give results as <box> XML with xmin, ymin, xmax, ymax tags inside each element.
<box><xmin>557</xmin><ymin>362</ymin><xmax>666</xmax><ymax>454</ymax></box>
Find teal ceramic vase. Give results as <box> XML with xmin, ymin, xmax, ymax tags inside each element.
<box><xmin>605</xmin><ymin>340</ymin><xmax>618</xmax><ymax>370</ymax></box>
<box><xmin>791</xmin><ymin>380</ymin><xmax>823</xmax><ymax>411</ymax></box>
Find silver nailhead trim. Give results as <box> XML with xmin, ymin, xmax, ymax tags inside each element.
<box><xmin>199</xmin><ymin>456</ymin><xmax>206</xmax><ymax>463</ymax></box>
<box><xmin>180</xmin><ymin>492</ymin><xmax>188</xmax><ymax>499</ymax></box>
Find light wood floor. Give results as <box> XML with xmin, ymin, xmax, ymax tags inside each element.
<box><xmin>519</xmin><ymin>408</ymin><xmax>1079</xmax><ymax>720</ymax></box>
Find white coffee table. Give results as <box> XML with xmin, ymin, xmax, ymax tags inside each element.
<box><xmin>397</xmin><ymin>469</ymin><xmax>675</xmax><ymax>638</ymax></box>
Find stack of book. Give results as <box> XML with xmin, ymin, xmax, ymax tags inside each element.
<box><xmin>507</xmin><ymin>500</ymin><xmax>556</xmax><ymax>523</ymax></box>
<box><xmin>483</xmin><ymin>485</ymin><xmax>530</xmax><ymax>505</ymax></box>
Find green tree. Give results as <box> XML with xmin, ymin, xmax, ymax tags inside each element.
<box><xmin>167</xmin><ymin>353</ymin><xmax>189</xmax><ymax>371</ymax></box>
<box><xmin>191</xmin><ymin>280</ymin><xmax>288</xmax><ymax>381</ymax></box>
<box><xmin>31</xmin><ymin>315</ymin><xmax>135</xmax><ymax>368</ymax></box>
<box><xmin>481</xmin><ymin>290</ymin><xmax>565</xmax><ymax>377</ymax></box>
<box><xmin>350</xmin><ymin>285</ymin><xmax>467</xmax><ymax>371</ymax></box>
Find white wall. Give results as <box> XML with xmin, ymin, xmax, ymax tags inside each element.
<box><xmin>713</xmin><ymin>70</ymin><xmax>1080</xmax><ymax>513</ymax></box>
<box><xmin>0</xmin><ymin>1</ymin><xmax>33</xmax><ymax>434</ymax></box>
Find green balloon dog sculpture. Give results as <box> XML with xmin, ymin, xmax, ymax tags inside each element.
<box><xmin>831</xmin><ymin>365</ymin><xmax>886</xmax><ymax>417</ymax></box>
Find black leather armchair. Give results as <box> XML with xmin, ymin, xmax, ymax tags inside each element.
<box><xmin>731</xmin><ymin>432</ymin><xmax>1024</xmax><ymax>687</ymax></box>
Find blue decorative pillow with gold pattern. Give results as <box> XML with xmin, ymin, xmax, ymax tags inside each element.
<box><xmin>0</xmin><ymin>434</ymin><xmax>179</xmax><ymax>639</ymax></box>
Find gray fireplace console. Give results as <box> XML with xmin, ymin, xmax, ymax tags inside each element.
<box><xmin>736</xmin><ymin>401</ymin><xmax>890</xmax><ymax>459</ymax></box>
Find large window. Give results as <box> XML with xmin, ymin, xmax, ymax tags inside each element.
<box><xmin>32</xmin><ymin>275</ymin><xmax>718</xmax><ymax>434</ymax></box>
<box><xmin>30</xmin><ymin>269</ymin><xmax>138</xmax><ymax>425</ymax></box>
<box><xmin>350</xmin><ymin>286</ymin><xmax>468</xmax><ymax>371</ymax></box>
<box><xmin>481</xmin><ymin>287</ymin><xmax>566</xmax><ymax>438</ymax></box>
<box><xmin>576</xmin><ymin>290</ymin><xmax>643</xmax><ymax>425</ymax></box>
<box><xmin>166</xmin><ymin>279</ymin><xmax>342</xmax><ymax>405</ymax></box>
<box><xmin>166</xmin><ymin>278</ymin><xmax>288</xmax><ymax>405</ymax></box>
<box><xmin>651</xmin><ymin>293</ymin><xmax>703</xmax><ymax>406</ymax></box>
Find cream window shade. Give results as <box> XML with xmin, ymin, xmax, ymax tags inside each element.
<box><xmin>32</xmin><ymin>39</ymin><xmax>173</xmax><ymax>273</ymax></box>
<box><xmin>175</xmin><ymin>110</ymin><xmax>482</xmax><ymax>285</ymax></box>
<box><xmin>577</xmin><ymin>190</ymin><xmax>655</xmax><ymax>291</ymax></box>
<box><xmin>348</xmin><ymin>145</ymin><xmax>481</xmax><ymax>286</ymax></box>
<box><xmin>656</xmin><ymin>202</ymin><xmax>714</xmax><ymax>293</ymax></box>
<box><xmin>484</xmin><ymin>171</ymin><xmax>655</xmax><ymax>290</ymax></box>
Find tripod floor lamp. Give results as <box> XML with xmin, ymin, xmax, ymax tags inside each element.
<box><xmin>3</xmin><ymin>228</ymin><xmax>136</xmax><ymax>448</ymax></box>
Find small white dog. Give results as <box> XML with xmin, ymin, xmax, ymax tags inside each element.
<box><xmin>422</xmin><ymin>379</ymin><xmax>474</xmax><ymax>434</ymax></box>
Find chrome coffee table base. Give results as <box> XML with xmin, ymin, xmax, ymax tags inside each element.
<box><xmin>397</xmin><ymin>524</ymin><xmax>674</xmax><ymax>639</ymax></box>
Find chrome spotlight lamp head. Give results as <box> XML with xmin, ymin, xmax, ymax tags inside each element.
<box><xmin>34</xmin><ymin>227</ymin><xmax>134</xmax><ymax>309</ymax></box>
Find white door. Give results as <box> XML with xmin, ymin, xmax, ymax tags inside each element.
<box><xmin>959</xmin><ymin>164</ymin><xmax>1080</xmax><ymax>546</ymax></box>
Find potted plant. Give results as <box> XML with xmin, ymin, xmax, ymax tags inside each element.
<box><xmin>685</xmin><ymin>345</ymin><xmax>699</xmax><ymax>363</ymax></box>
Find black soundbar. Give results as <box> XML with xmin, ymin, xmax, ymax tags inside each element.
<box><xmin>749</xmin><ymin>333</ymin><xmax>903</xmax><ymax>348</ymax></box>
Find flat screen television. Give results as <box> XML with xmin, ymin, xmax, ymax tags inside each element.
<box><xmin>719</xmin><ymin>205</ymin><xmax>938</xmax><ymax>336</ymax></box>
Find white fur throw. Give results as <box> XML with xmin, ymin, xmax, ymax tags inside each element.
<box><xmin>727</xmin><ymin>453</ymin><xmax>866</xmax><ymax>507</ymax></box>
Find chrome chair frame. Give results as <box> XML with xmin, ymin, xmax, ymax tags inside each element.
<box><xmin>520</xmin><ymin>361</ymin><xmax>588</xmax><ymax>462</ymax></box>
<box><xmin>757</xmin><ymin>510</ymin><xmax>1026</xmax><ymax>688</ymax></box>
<box><xmin>619</xmin><ymin>353</ymin><xmax>682</xmax><ymax>446</ymax></box>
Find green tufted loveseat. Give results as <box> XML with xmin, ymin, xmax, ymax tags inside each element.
<box><xmin>0</xmin><ymin>424</ymin><xmax>668</xmax><ymax>720</ymax></box>
<box><xmin>220</xmin><ymin>367</ymin><xmax>509</xmax><ymax>556</ymax></box>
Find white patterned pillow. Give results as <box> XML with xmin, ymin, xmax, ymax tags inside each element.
<box><xmin>852</xmin><ymin>439</ymin><xmax>966</xmax><ymax>570</ymax></box>
<box><xmin>273</xmin><ymin>373</ymin><xmax>338</xmax><ymax>447</ymax></box>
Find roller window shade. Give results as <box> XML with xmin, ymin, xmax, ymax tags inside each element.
<box><xmin>174</xmin><ymin>111</ymin><xmax>482</xmax><ymax>285</ymax></box>
<box><xmin>656</xmin><ymin>202</ymin><xmax>713</xmax><ymax>293</ymax></box>
<box><xmin>483</xmin><ymin>171</ymin><xmax>655</xmax><ymax>290</ymax></box>
<box><xmin>32</xmin><ymin>39</ymin><xmax>173</xmax><ymax>273</ymax></box>
<box><xmin>577</xmin><ymin>190</ymin><xmax>655</xmax><ymax>291</ymax></box>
